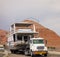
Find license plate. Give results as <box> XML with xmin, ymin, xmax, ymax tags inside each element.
<box><xmin>33</xmin><ymin>51</ymin><xmax>46</xmax><ymax>54</ymax></box>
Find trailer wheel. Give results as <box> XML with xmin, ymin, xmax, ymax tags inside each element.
<box><xmin>24</xmin><ymin>50</ymin><xmax>29</xmax><ymax>56</ymax></box>
<box><xmin>10</xmin><ymin>50</ymin><xmax>17</xmax><ymax>54</ymax></box>
<box><xmin>44</xmin><ymin>54</ymin><xmax>47</xmax><ymax>57</ymax></box>
<box><xmin>10</xmin><ymin>50</ymin><xmax>14</xmax><ymax>53</ymax></box>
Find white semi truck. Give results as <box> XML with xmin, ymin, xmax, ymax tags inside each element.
<box><xmin>7</xmin><ymin>22</ymin><xmax>48</xmax><ymax>57</ymax></box>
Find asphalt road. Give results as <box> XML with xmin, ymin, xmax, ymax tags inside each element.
<box><xmin>8</xmin><ymin>53</ymin><xmax>60</xmax><ymax>57</ymax></box>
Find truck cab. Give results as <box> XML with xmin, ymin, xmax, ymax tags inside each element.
<box><xmin>29</xmin><ymin>38</ymin><xmax>48</xmax><ymax>57</ymax></box>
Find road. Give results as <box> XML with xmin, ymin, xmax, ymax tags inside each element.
<box><xmin>8</xmin><ymin>53</ymin><xmax>60</xmax><ymax>57</ymax></box>
<box><xmin>0</xmin><ymin>54</ymin><xmax>5</xmax><ymax>57</ymax></box>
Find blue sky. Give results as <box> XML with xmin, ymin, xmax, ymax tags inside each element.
<box><xmin>0</xmin><ymin>0</ymin><xmax>60</xmax><ymax>35</ymax></box>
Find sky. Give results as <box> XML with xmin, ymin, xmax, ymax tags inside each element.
<box><xmin>0</xmin><ymin>0</ymin><xmax>60</xmax><ymax>35</ymax></box>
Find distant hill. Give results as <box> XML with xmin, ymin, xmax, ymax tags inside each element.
<box><xmin>0</xmin><ymin>19</ymin><xmax>60</xmax><ymax>49</ymax></box>
<box><xmin>0</xmin><ymin>29</ymin><xmax>8</xmax><ymax>45</ymax></box>
<box><xmin>23</xmin><ymin>19</ymin><xmax>60</xmax><ymax>48</ymax></box>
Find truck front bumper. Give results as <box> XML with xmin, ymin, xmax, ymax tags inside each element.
<box><xmin>32</xmin><ymin>51</ymin><xmax>48</xmax><ymax>55</ymax></box>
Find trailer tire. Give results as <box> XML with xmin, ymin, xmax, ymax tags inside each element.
<box><xmin>44</xmin><ymin>54</ymin><xmax>47</xmax><ymax>57</ymax></box>
<box><xmin>10</xmin><ymin>50</ymin><xmax>17</xmax><ymax>54</ymax></box>
<box><xmin>10</xmin><ymin>50</ymin><xmax>14</xmax><ymax>53</ymax></box>
<box><xmin>24</xmin><ymin>50</ymin><xmax>29</xmax><ymax>56</ymax></box>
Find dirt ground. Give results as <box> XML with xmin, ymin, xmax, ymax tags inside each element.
<box><xmin>8</xmin><ymin>53</ymin><xmax>60</xmax><ymax>57</ymax></box>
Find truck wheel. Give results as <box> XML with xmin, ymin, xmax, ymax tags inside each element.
<box><xmin>24</xmin><ymin>50</ymin><xmax>29</xmax><ymax>56</ymax></box>
<box><xmin>30</xmin><ymin>51</ymin><xmax>34</xmax><ymax>57</ymax></box>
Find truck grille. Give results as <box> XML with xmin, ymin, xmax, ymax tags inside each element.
<box><xmin>37</xmin><ymin>46</ymin><xmax>44</xmax><ymax>50</ymax></box>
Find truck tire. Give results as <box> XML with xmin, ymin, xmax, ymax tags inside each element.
<box><xmin>24</xmin><ymin>50</ymin><xmax>29</xmax><ymax>56</ymax></box>
<box><xmin>30</xmin><ymin>51</ymin><xmax>34</xmax><ymax>57</ymax></box>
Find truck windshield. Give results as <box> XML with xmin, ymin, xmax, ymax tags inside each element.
<box><xmin>33</xmin><ymin>39</ymin><xmax>44</xmax><ymax>44</ymax></box>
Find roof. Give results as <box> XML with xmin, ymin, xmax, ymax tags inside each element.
<box><xmin>15</xmin><ymin>31</ymin><xmax>38</xmax><ymax>34</ymax></box>
<box><xmin>30</xmin><ymin>38</ymin><xmax>44</xmax><ymax>40</ymax></box>
<box><xmin>11</xmin><ymin>22</ymin><xmax>33</xmax><ymax>27</ymax></box>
